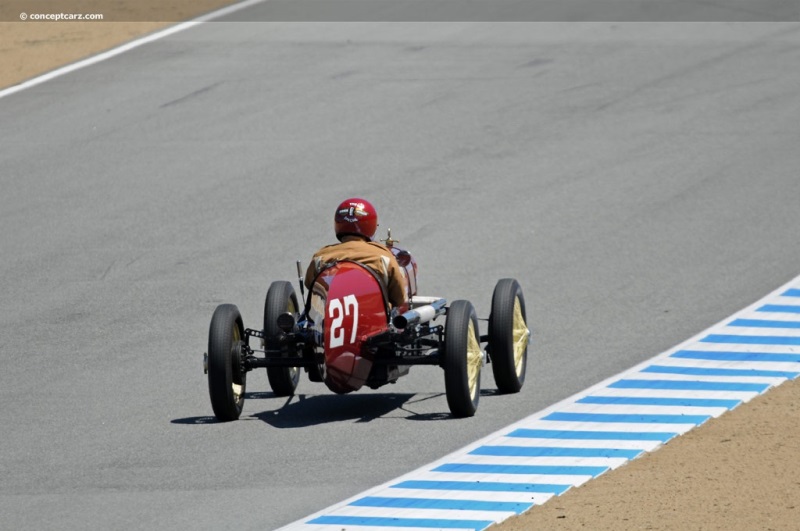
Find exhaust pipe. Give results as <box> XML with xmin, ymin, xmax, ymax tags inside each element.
<box><xmin>393</xmin><ymin>298</ymin><xmax>446</xmax><ymax>329</ymax></box>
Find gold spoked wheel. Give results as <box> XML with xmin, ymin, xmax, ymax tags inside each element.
<box><xmin>207</xmin><ymin>304</ymin><xmax>247</xmax><ymax>421</ymax></box>
<box><xmin>489</xmin><ymin>278</ymin><xmax>529</xmax><ymax>394</ymax></box>
<box><xmin>443</xmin><ymin>300</ymin><xmax>483</xmax><ymax>418</ymax></box>
<box><xmin>264</xmin><ymin>281</ymin><xmax>301</xmax><ymax>396</ymax></box>
<box><xmin>511</xmin><ymin>297</ymin><xmax>530</xmax><ymax>377</ymax></box>
<box><xmin>466</xmin><ymin>319</ymin><xmax>483</xmax><ymax>401</ymax></box>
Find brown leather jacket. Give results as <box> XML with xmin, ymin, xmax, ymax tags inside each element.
<box><xmin>304</xmin><ymin>239</ymin><xmax>409</xmax><ymax>308</ymax></box>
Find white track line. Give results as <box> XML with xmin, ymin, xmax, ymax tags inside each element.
<box><xmin>0</xmin><ymin>0</ymin><xmax>271</xmax><ymax>101</ymax></box>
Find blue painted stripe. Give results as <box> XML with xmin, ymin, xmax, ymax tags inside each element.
<box><xmin>506</xmin><ymin>429</ymin><xmax>677</xmax><ymax>442</ymax></box>
<box><xmin>729</xmin><ymin>319</ymin><xmax>800</xmax><ymax>329</ymax></box>
<box><xmin>702</xmin><ymin>334</ymin><xmax>800</xmax><ymax>346</ymax></box>
<box><xmin>782</xmin><ymin>289</ymin><xmax>800</xmax><ymax>297</ymax></box>
<box><xmin>577</xmin><ymin>395</ymin><xmax>741</xmax><ymax>409</ymax></box>
<box><xmin>543</xmin><ymin>412</ymin><xmax>710</xmax><ymax>425</ymax></box>
<box><xmin>470</xmin><ymin>445</ymin><xmax>641</xmax><ymax>459</ymax></box>
<box><xmin>393</xmin><ymin>480</ymin><xmax>570</xmax><ymax>494</ymax></box>
<box><xmin>609</xmin><ymin>379</ymin><xmax>769</xmax><ymax>392</ymax></box>
<box><xmin>642</xmin><ymin>365</ymin><xmax>798</xmax><ymax>379</ymax></box>
<box><xmin>757</xmin><ymin>304</ymin><xmax>800</xmax><ymax>314</ymax></box>
<box><xmin>307</xmin><ymin>515</ymin><xmax>494</xmax><ymax>529</ymax></box>
<box><xmin>351</xmin><ymin>496</ymin><xmax>532</xmax><ymax>514</ymax></box>
<box><xmin>434</xmin><ymin>463</ymin><xmax>608</xmax><ymax>476</ymax></box>
<box><xmin>672</xmin><ymin>350</ymin><xmax>800</xmax><ymax>363</ymax></box>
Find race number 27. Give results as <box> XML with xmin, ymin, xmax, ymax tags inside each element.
<box><xmin>328</xmin><ymin>295</ymin><xmax>359</xmax><ymax>348</ymax></box>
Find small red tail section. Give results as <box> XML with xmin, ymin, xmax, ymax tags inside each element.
<box><xmin>316</xmin><ymin>262</ymin><xmax>389</xmax><ymax>393</ymax></box>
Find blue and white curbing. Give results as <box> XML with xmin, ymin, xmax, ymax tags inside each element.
<box><xmin>277</xmin><ymin>279</ymin><xmax>800</xmax><ymax>531</ymax></box>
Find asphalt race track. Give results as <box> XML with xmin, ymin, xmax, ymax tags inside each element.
<box><xmin>2</xmin><ymin>2</ymin><xmax>800</xmax><ymax>529</ymax></box>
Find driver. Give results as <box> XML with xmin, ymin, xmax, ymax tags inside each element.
<box><xmin>304</xmin><ymin>198</ymin><xmax>409</xmax><ymax>309</ymax></box>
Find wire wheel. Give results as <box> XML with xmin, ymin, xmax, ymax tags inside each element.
<box><xmin>207</xmin><ymin>304</ymin><xmax>247</xmax><ymax>421</ymax></box>
<box><xmin>443</xmin><ymin>300</ymin><xmax>482</xmax><ymax>418</ymax></box>
<box><xmin>264</xmin><ymin>281</ymin><xmax>301</xmax><ymax>396</ymax></box>
<box><xmin>489</xmin><ymin>278</ymin><xmax>530</xmax><ymax>394</ymax></box>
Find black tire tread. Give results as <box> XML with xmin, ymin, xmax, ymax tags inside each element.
<box><xmin>443</xmin><ymin>300</ymin><xmax>481</xmax><ymax>418</ymax></box>
<box><xmin>489</xmin><ymin>278</ymin><xmax>527</xmax><ymax>394</ymax></box>
<box><xmin>208</xmin><ymin>304</ymin><xmax>245</xmax><ymax>421</ymax></box>
<box><xmin>264</xmin><ymin>281</ymin><xmax>300</xmax><ymax>396</ymax></box>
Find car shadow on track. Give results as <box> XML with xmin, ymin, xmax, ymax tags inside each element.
<box><xmin>250</xmin><ymin>392</ymin><xmax>419</xmax><ymax>427</ymax></box>
<box><xmin>252</xmin><ymin>389</ymin><xmax>505</xmax><ymax>426</ymax></box>
<box><xmin>171</xmin><ymin>392</ymin><xmax>418</xmax><ymax>427</ymax></box>
<box><xmin>172</xmin><ymin>389</ymin><xmax>503</xmax><ymax>426</ymax></box>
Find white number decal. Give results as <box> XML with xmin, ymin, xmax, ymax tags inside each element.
<box><xmin>328</xmin><ymin>295</ymin><xmax>359</xmax><ymax>348</ymax></box>
<box><xmin>345</xmin><ymin>294</ymin><xmax>359</xmax><ymax>345</ymax></box>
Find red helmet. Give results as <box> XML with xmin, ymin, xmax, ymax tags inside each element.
<box><xmin>334</xmin><ymin>198</ymin><xmax>378</xmax><ymax>241</ymax></box>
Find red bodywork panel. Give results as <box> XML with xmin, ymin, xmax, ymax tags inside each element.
<box><xmin>317</xmin><ymin>262</ymin><xmax>390</xmax><ymax>393</ymax></box>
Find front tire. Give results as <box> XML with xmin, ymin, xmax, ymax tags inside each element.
<box><xmin>443</xmin><ymin>300</ymin><xmax>482</xmax><ymax>418</ymax></box>
<box><xmin>208</xmin><ymin>304</ymin><xmax>247</xmax><ymax>421</ymax></box>
<box><xmin>264</xmin><ymin>281</ymin><xmax>300</xmax><ymax>396</ymax></box>
<box><xmin>489</xmin><ymin>278</ymin><xmax>529</xmax><ymax>394</ymax></box>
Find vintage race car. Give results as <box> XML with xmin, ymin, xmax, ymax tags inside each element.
<box><xmin>203</xmin><ymin>239</ymin><xmax>530</xmax><ymax>421</ymax></box>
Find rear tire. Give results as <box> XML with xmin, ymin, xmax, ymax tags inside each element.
<box><xmin>489</xmin><ymin>278</ymin><xmax>529</xmax><ymax>394</ymax></box>
<box><xmin>208</xmin><ymin>304</ymin><xmax>246</xmax><ymax>421</ymax></box>
<box><xmin>264</xmin><ymin>281</ymin><xmax>300</xmax><ymax>396</ymax></box>
<box><xmin>443</xmin><ymin>300</ymin><xmax>482</xmax><ymax>418</ymax></box>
